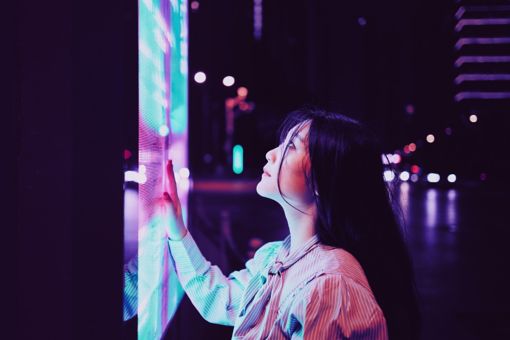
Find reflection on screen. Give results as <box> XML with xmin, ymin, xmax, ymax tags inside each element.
<box><xmin>137</xmin><ymin>0</ymin><xmax>188</xmax><ymax>338</ymax></box>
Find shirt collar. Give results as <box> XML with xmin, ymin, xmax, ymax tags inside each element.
<box><xmin>268</xmin><ymin>234</ymin><xmax>320</xmax><ymax>276</ymax></box>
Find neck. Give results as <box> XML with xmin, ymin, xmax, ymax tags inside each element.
<box><xmin>281</xmin><ymin>202</ymin><xmax>317</xmax><ymax>254</ymax></box>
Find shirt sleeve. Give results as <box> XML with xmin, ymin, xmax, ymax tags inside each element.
<box><xmin>168</xmin><ymin>231</ymin><xmax>280</xmax><ymax>326</ymax></box>
<box><xmin>123</xmin><ymin>256</ymin><xmax>138</xmax><ymax>321</ymax></box>
<box><xmin>288</xmin><ymin>274</ymin><xmax>388</xmax><ymax>340</ymax></box>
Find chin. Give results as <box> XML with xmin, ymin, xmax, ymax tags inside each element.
<box><xmin>256</xmin><ymin>182</ymin><xmax>281</xmax><ymax>204</ymax></box>
<box><xmin>256</xmin><ymin>182</ymin><xmax>272</xmax><ymax>199</ymax></box>
<box><xmin>255</xmin><ymin>181</ymin><xmax>266</xmax><ymax>197</ymax></box>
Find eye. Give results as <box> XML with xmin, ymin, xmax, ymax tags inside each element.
<box><xmin>287</xmin><ymin>141</ymin><xmax>295</xmax><ymax>149</ymax></box>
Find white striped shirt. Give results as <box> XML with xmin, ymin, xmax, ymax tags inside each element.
<box><xmin>168</xmin><ymin>232</ymin><xmax>388</xmax><ymax>339</ymax></box>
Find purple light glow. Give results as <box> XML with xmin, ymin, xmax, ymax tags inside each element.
<box><xmin>456</xmin><ymin>5</ymin><xmax>510</xmax><ymax>20</ymax></box>
<box><xmin>455</xmin><ymin>37</ymin><xmax>510</xmax><ymax>50</ymax></box>
<box><xmin>253</xmin><ymin>0</ymin><xmax>263</xmax><ymax>40</ymax></box>
<box><xmin>455</xmin><ymin>92</ymin><xmax>510</xmax><ymax>101</ymax></box>
<box><xmin>455</xmin><ymin>56</ymin><xmax>510</xmax><ymax>67</ymax></box>
<box><xmin>455</xmin><ymin>18</ymin><xmax>510</xmax><ymax>32</ymax></box>
<box><xmin>455</xmin><ymin>74</ymin><xmax>510</xmax><ymax>84</ymax></box>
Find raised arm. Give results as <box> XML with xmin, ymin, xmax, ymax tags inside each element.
<box><xmin>168</xmin><ymin>232</ymin><xmax>280</xmax><ymax>325</ymax></box>
<box><xmin>162</xmin><ymin>159</ymin><xmax>279</xmax><ymax>325</ymax></box>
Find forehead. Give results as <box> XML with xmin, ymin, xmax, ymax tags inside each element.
<box><xmin>286</xmin><ymin>121</ymin><xmax>310</xmax><ymax>142</ymax></box>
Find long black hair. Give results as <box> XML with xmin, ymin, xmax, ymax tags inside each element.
<box><xmin>276</xmin><ymin>108</ymin><xmax>421</xmax><ymax>339</ymax></box>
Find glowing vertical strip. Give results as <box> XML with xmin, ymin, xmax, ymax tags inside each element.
<box><xmin>137</xmin><ymin>0</ymin><xmax>188</xmax><ymax>338</ymax></box>
<box><xmin>233</xmin><ymin>144</ymin><xmax>244</xmax><ymax>174</ymax></box>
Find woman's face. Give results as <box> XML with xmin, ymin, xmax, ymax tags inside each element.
<box><xmin>256</xmin><ymin>121</ymin><xmax>315</xmax><ymax>207</ymax></box>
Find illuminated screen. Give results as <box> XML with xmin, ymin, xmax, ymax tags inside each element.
<box><xmin>125</xmin><ymin>0</ymin><xmax>188</xmax><ymax>338</ymax></box>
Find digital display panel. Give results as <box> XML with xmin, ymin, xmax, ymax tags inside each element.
<box><xmin>125</xmin><ymin>0</ymin><xmax>188</xmax><ymax>338</ymax></box>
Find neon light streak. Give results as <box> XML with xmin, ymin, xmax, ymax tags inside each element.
<box><xmin>456</xmin><ymin>18</ymin><xmax>510</xmax><ymax>31</ymax></box>
<box><xmin>233</xmin><ymin>145</ymin><xmax>244</xmax><ymax>174</ymax></box>
<box><xmin>455</xmin><ymin>56</ymin><xmax>510</xmax><ymax>67</ymax></box>
<box><xmin>455</xmin><ymin>92</ymin><xmax>510</xmax><ymax>101</ymax></box>
<box><xmin>455</xmin><ymin>37</ymin><xmax>510</xmax><ymax>50</ymax></box>
<box><xmin>455</xmin><ymin>74</ymin><xmax>510</xmax><ymax>84</ymax></box>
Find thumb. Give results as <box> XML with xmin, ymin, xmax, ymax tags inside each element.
<box><xmin>162</xmin><ymin>191</ymin><xmax>181</xmax><ymax>217</ymax></box>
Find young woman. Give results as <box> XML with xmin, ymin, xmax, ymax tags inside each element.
<box><xmin>160</xmin><ymin>108</ymin><xmax>421</xmax><ymax>339</ymax></box>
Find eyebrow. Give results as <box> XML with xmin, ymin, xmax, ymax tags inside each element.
<box><xmin>293</xmin><ymin>134</ymin><xmax>305</xmax><ymax>143</ymax></box>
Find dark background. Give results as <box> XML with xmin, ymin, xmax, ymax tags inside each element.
<box><xmin>187</xmin><ymin>0</ymin><xmax>509</xmax><ymax>186</ymax></box>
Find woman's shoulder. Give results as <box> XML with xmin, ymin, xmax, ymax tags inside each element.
<box><xmin>299</xmin><ymin>271</ymin><xmax>382</xmax><ymax>316</ymax></box>
<box><xmin>295</xmin><ymin>273</ymin><xmax>386</xmax><ymax>332</ymax></box>
<box><xmin>292</xmin><ymin>273</ymin><xmax>377</xmax><ymax>314</ymax></box>
<box><xmin>251</xmin><ymin>239</ymin><xmax>284</xmax><ymax>267</ymax></box>
<box><xmin>311</xmin><ymin>244</ymin><xmax>372</xmax><ymax>292</ymax></box>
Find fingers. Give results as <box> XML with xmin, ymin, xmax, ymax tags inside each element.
<box><xmin>166</xmin><ymin>159</ymin><xmax>179</xmax><ymax>201</ymax></box>
<box><xmin>161</xmin><ymin>192</ymin><xmax>175</xmax><ymax>214</ymax></box>
<box><xmin>163</xmin><ymin>191</ymin><xmax>171</xmax><ymax>202</ymax></box>
<box><xmin>156</xmin><ymin>193</ymin><xmax>179</xmax><ymax>227</ymax></box>
<box><xmin>157</xmin><ymin>192</ymin><xmax>172</xmax><ymax>207</ymax></box>
<box><xmin>153</xmin><ymin>193</ymin><xmax>171</xmax><ymax>214</ymax></box>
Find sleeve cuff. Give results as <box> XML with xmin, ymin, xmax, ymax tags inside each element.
<box><xmin>168</xmin><ymin>230</ymin><xmax>210</xmax><ymax>277</ymax></box>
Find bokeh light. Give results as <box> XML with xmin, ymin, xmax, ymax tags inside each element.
<box><xmin>427</xmin><ymin>173</ymin><xmax>440</xmax><ymax>183</ymax></box>
<box><xmin>383</xmin><ymin>170</ymin><xmax>396</xmax><ymax>182</ymax></box>
<box><xmin>447</xmin><ymin>174</ymin><xmax>457</xmax><ymax>183</ymax></box>
<box><xmin>159</xmin><ymin>125</ymin><xmax>170</xmax><ymax>136</ymax></box>
<box><xmin>399</xmin><ymin>171</ymin><xmax>410</xmax><ymax>181</ymax></box>
<box><xmin>237</xmin><ymin>86</ymin><xmax>248</xmax><ymax>97</ymax></box>
<box><xmin>194</xmin><ymin>71</ymin><xmax>206</xmax><ymax>83</ymax></box>
<box><xmin>223</xmin><ymin>76</ymin><xmax>235</xmax><ymax>87</ymax></box>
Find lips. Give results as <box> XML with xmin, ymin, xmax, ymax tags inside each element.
<box><xmin>263</xmin><ymin>167</ymin><xmax>271</xmax><ymax>177</ymax></box>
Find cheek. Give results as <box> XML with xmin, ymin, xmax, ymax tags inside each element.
<box><xmin>280</xmin><ymin>159</ymin><xmax>309</xmax><ymax>194</ymax></box>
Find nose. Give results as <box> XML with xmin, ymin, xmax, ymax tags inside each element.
<box><xmin>265</xmin><ymin>146</ymin><xmax>277</xmax><ymax>163</ymax></box>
